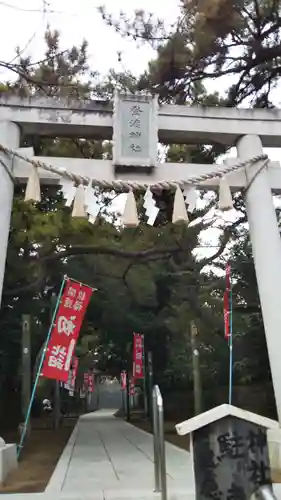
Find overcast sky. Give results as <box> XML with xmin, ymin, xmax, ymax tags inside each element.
<box><xmin>0</xmin><ymin>0</ymin><xmax>180</xmax><ymax>79</ymax></box>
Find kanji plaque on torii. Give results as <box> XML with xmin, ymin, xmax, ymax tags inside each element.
<box><xmin>112</xmin><ymin>92</ymin><xmax>158</xmax><ymax>169</ymax></box>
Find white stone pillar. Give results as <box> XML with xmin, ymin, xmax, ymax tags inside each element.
<box><xmin>237</xmin><ymin>134</ymin><xmax>281</xmax><ymax>423</ymax></box>
<box><xmin>0</xmin><ymin>121</ymin><xmax>20</xmax><ymax>307</ymax></box>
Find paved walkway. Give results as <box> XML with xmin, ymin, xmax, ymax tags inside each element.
<box><xmin>3</xmin><ymin>410</ymin><xmax>281</xmax><ymax>500</ymax></box>
<box><xmin>45</xmin><ymin>409</ymin><xmax>195</xmax><ymax>499</ymax></box>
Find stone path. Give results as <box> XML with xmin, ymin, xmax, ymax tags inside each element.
<box><xmin>45</xmin><ymin>409</ymin><xmax>195</xmax><ymax>499</ymax></box>
<box><xmin>2</xmin><ymin>410</ymin><xmax>281</xmax><ymax>500</ymax></box>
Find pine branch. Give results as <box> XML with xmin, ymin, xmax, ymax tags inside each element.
<box><xmin>40</xmin><ymin>245</ymin><xmax>180</xmax><ymax>262</ymax></box>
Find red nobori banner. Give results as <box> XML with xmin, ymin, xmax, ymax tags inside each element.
<box><xmin>71</xmin><ymin>356</ymin><xmax>79</xmax><ymax>389</ymax></box>
<box><xmin>133</xmin><ymin>333</ymin><xmax>144</xmax><ymax>379</ymax></box>
<box><xmin>129</xmin><ymin>378</ymin><xmax>135</xmax><ymax>396</ymax></box>
<box><xmin>83</xmin><ymin>372</ymin><xmax>89</xmax><ymax>388</ymax></box>
<box><xmin>120</xmin><ymin>370</ymin><xmax>127</xmax><ymax>390</ymax></box>
<box><xmin>88</xmin><ymin>374</ymin><xmax>94</xmax><ymax>393</ymax></box>
<box><xmin>224</xmin><ymin>291</ymin><xmax>230</xmax><ymax>338</ymax></box>
<box><xmin>83</xmin><ymin>372</ymin><xmax>94</xmax><ymax>392</ymax></box>
<box><xmin>224</xmin><ymin>263</ymin><xmax>231</xmax><ymax>339</ymax></box>
<box><xmin>42</xmin><ymin>279</ymin><xmax>93</xmax><ymax>382</ymax></box>
<box><xmin>65</xmin><ymin>357</ymin><xmax>79</xmax><ymax>390</ymax></box>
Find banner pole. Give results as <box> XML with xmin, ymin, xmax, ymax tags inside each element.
<box><xmin>17</xmin><ymin>276</ymin><xmax>67</xmax><ymax>457</ymax></box>
<box><xmin>126</xmin><ymin>374</ymin><xmax>131</xmax><ymax>422</ymax></box>
<box><xmin>228</xmin><ymin>286</ymin><xmax>233</xmax><ymax>405</ymax></box>
<box><xmin>142</xmin><ymin>335</ymin><xmax>148</xmax><ymax>418</ymax></box>
<box><xmin>147</xmin><ymin>351</ymin><xmax>153</xmax><ymax>423</ymax></box>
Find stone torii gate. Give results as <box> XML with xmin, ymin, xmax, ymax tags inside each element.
<box><xmin>1</xmin><ymin>94</ymin><xmax>281</xmax><ymax>422</ymax></box>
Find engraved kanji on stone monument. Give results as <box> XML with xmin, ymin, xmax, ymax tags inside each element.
<box><xmin>112</xmin><ymin>92</ymin><xmax>158</xmax><ymax>169</ymax></box>
<box><xmin>176</xmin><ymin>404</ymin><xmax>278</xmax><ymax>500</ymax></box>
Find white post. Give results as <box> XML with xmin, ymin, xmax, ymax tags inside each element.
<box><xmin>0</xmin><ymin>121</ymin><xmax>20</xmax><ymax>307</ymax></box>
<box><xmin>237</xmin><ymin>134</ymin><xmax>281</xmax><ymax>423</ymax></box>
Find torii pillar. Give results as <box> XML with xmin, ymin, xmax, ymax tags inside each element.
<box><xmin>237</xmin><ymin>134</ymin><xmax>281</xmax><ymax>422</ymax></box>
<box><xmin>0</xmin><ymin>121</ymin><xmax>20</xmax><ymax>305</ymax></box>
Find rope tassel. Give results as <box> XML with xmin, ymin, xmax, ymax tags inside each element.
<box><xmin>72</xmin><ymin>185</ymin><xmax>87</xmax><ymax>218</ymax></box>
<box><xmin>123</xmin><ymin>190</ymin><xmax>139</xmax><ymax>227</ymax></box>
<box><xmin>218</xmin><ymin>176</ymin><xmax>233</xmax><ymax>211</ymax></box>
<box><xmin>24</xmin><ymin>166</ymin><xmax>41</xmax><ymax>202</ymax></box>
<box><xmin>172</xmin><ymin>185</ymin><xmax>189</xmax><ymax>224</ymax></box>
